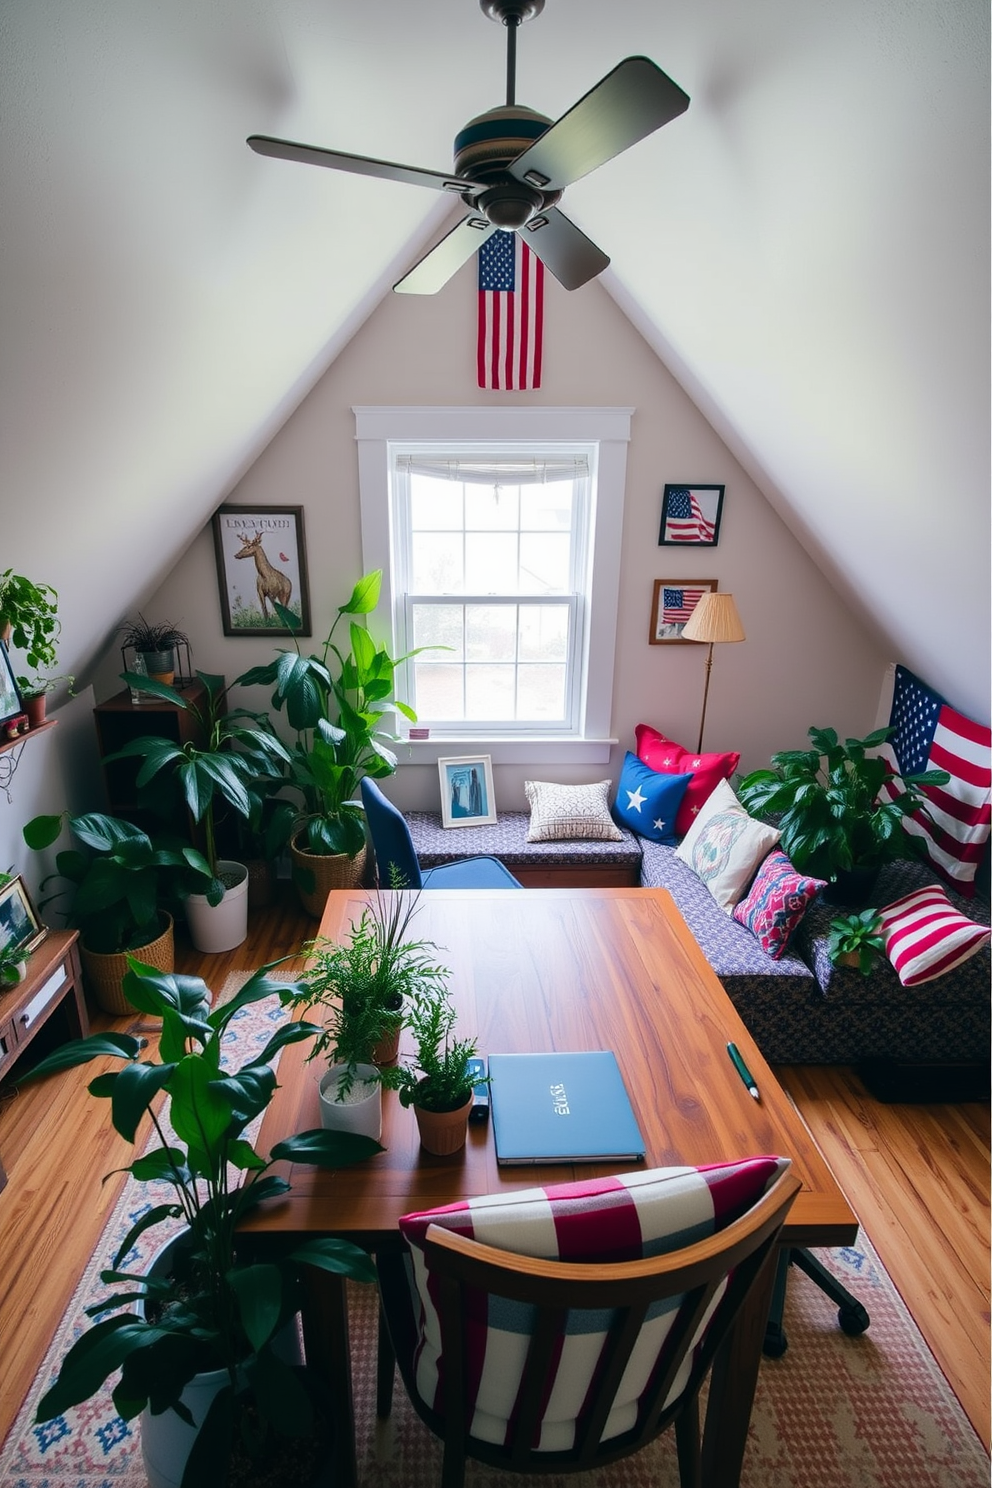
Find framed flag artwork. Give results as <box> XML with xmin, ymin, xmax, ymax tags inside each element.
<box><xmin>649</xmin><ymin>579</ymin><xmax>718</xmax><ymax>644</ymax></box>
<box><xmin>658</xmin><ymin>484</ymin><xmax>725</xmax><ymax>546</ymax></box>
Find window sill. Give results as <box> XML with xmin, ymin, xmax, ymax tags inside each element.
<box><xmin>393</xmin><ymin>737</ymin><xmax>617</xmax><ymax>766</ymax></box>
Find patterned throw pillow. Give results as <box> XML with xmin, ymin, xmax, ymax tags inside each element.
<box><xmin>634</xmin><ymin>723</ymin><xmax>740</xmax><ymax>838</ymax></box>
<box><xmin>732</xmin><ymin>849</ymin><xmax>826</xmax><ymax>959</ymax></box>
<box><xmin>675</xmin><ymin>778</ymin><xmax>781</xmax><ymax>912</ymax></box>
<box><xmin>399</xmin><ymin>1156</ymin><xmax>791</xmax><ymax>1451</ymax></box>
<box><xmin>525</xmin><ymin>779</ymin><xmax>623</xmax><ymax>842</ymax></box>
<box><xmin>612</xmin><ymin>752</ymin><xmax>692</xmax><ymax>843</ymax></box>
<box><xmin>877</xmin><ymin>884</ymin><xmax>990</xmax><ymax>986</ymax></box>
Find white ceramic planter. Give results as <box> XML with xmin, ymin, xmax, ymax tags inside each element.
<box><xmin>138</xmin><ymin>1231</ymin><xmax>304</xmax><ymax>1488</ymax></box>
<box><xmin>317</xmin><ymin>1063</ymin><xmax>382</xmax><ymax>1141</ymax></box>
<box><xmin>184</xmin><ymin>860</ymin><xmax>249</xmax><ymax>953</ymax></box>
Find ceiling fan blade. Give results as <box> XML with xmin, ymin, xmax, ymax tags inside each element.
<box><xmin>394</xmin><ymin>215</ymin><xmax>497</xmax><ymax>295</ymax></box>
<box><xmin>247</xmin><ymin>134</ymin><xmax>480</xmax><ymax>198</ymax></box>
<box><xmin>508</xmin><ymin>56</ymin><xmax>689</xmax><ymax>194</ymax></box>
<box><xmin>520</xmin><ymin>207</ymin><xmax>609</xmax><ymax>291</ymax></box>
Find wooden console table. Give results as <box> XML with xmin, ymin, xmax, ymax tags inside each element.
<box><xmin>0</xmin><ymin>931</ymin><xmax>87</xmax><ymax>1192</ymax></box>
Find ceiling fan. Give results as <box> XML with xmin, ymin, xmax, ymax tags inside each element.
<box><xmin>247</xmin><ymin>0</ymin><xmax>689</xmax><ymax>295</ymax></box>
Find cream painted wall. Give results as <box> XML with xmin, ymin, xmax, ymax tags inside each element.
<box><xmin>137</xmin><ymin>264</ymin><xmax>889</xmax><ymax>812</ymax></box>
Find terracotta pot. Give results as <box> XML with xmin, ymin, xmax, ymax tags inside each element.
<box><xmin>413</xmin><ymin>1091</ymin><xmax>473</xmax><ymax>1156</ymax></box>
<box><xmin>23</xmin><ymin>692</ymin><xmax>47</xmax><ymax>728</ymax></box>
<box><xmin>371</xmin><ymin>1022</ymin><xmax>401</xmax><ymax>1067</ymax></box>
<box><xmin>289</xmin><ymin>832</ymin><xmax>367</xmax><ymax>919</ymax></box>
<box><xmin>80</xmin><ymin>913</ymin><xmax>175</xmax><ymax>1015</ymax></box>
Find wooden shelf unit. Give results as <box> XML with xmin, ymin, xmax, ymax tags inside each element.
<box><xmin>92</xmin><ymin>680</ymin><xmax>208</xmax><ymax>837</ymax></box>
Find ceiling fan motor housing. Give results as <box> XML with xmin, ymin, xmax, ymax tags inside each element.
<box><xmin>454</xmin><ymin>105</ymin><xmax>560</xmax><ymax>226</ymax></box>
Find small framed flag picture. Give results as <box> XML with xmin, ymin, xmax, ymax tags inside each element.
<box><xmin>649</xmin><ymin>579</ymin><xmax>718</xmax><ymax>644</ymax></box>
<box><xmin>658</xmin><ymin>484</ymin><xmax>725</xmax><ymax>546</ymax></box>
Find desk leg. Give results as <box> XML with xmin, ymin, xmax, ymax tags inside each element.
<box><xmin>701</xmin><ymin>1243</ymin><xmax>777</xmax><ymax>1486</ymax></box>
<box><xmin>300</xmin><ymin>1266</ymin><xmax>357</xmax><ymax>1488</ymax></box>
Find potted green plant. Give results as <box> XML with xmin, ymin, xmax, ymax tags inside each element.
<box><xmin>15</xmin><ymin>670</ymin><xmax>76</xmax><ymax>727</ymax></box>
<box><xmin>737</xmin><ymin>725</ymin><xmax>951</xmax><ymax>904</ymax></box>
<box><xmin>18</xmin><ymin>957</ymin><xmax>380</xmax><ymax>1488</ymax></box>
<box><xmin>104</xmin><ymin>671</ymin><xmax>292</xmax><ymax>952</ymax></box>
<box><xmin>120</xmin><ymin>615</ymin><xmax>191</xmax><ymax>685</ymax></box>
<box><xmin>0</xmin><ymin>942</ymin><xmax>28</xmax><ymax>987</ymax></box>
<box><xmin>284</xmin><ymin>890</ymin><xmax>451</xmax><ymax>1139</ymax></box>
<box><xmin>0</xmin><ymin>568</ymin><xmax>61</xmax><ymax>673</ymax></box>
<box><xmin>827</xmin><ymin>909</ymin><xmax>886</xmax><ymax>975</ymax></box>
<box><xmin>382</xmin><ymin>984</ymin><xmax>478</xmax><ymax>1156</ymax></box>
<box><xmin>235</xmin><ymin>571</ymin><xmax>419</xmax><ymax>916</ymax></box>
<box><xmin>22</xmin><ymin>811</ymin><xmax>189</xmax><ymax>1013</ymax></box>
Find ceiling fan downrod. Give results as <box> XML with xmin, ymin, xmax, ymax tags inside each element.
<box><xmin>479</xmin><ymin>0</ymin><xmax>545</xmax><ymax>107</ymax></box>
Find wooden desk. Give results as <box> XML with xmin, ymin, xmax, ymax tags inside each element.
<box><xmin>252</xmin><ymin>888</ymin><xmax>858</xmax><ymax>1484</ymax></box>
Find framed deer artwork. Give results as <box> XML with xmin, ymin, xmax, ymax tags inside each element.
<box><xmin>212</xmin><ymin>506</ymin><xmax>312</xmax><ymax>636</ymax></box>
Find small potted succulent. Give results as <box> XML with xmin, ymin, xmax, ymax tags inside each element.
<box><xmin>827</xmin><ymin>909</ymin><xmax>886</xmax><ymax>975</ymax></box>
<box><xmin>284</xmin><ymin>890</ymin><xmax>450</xmax><ymax>1141</ymax></box>
<box><xmin>382</xmin><ymin>986</ymin><xmax>478</xmax><ymax>1156</ymax></box>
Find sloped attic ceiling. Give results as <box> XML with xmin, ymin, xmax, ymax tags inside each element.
<box><xmin>1</xmin><ymin>0</ymin><xmax>988</xmax><ymax>718</ymax></box>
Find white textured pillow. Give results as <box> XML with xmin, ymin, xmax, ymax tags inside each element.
<box><xmin>675</xmin><ymin>778</ymin><xmax>780</xmax><ymax>912</ymax></box>
<box><xmin>525</xmin><ymin>779</ymin><xmax>623</xmax><ymax>842</ymax></box>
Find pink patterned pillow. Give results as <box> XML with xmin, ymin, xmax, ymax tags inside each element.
<box><xmin>878</xmin><ymin>885</ymin><xmax>990</xmax><ymax>986</ymax></box>
<box><xmin>732</xmin><ymin>849</ymin><xmax>826</xmax><ymax>959</ymax></box>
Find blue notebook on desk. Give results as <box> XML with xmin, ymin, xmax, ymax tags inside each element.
<box><xmin>488</xmin><ymin>1051</ymin><xmax>646</xmax><ymax>1165</ymax></box>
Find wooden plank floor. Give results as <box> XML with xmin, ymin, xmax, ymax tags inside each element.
<box><xmin>0</xmin><ymin>887</ymin><xmax>988</xmax><ymax>1457</ymax></box>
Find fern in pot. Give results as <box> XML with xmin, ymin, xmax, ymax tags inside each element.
<box><xmin>283</xmin><ymin>890</ymin><xmax>451</xmax><ymax>1141</ymax></box>
<box><xmin>19</xmin><ymin>957</ymin><xmax>381</xmax><ymax>1488</ymax></box>
<box><xmin>382</xmin><ymin>986</ymin><xmax>478</xmax><ymax>1157</ymax></box>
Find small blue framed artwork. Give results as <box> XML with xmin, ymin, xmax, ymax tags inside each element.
<box><xmin>438</xmin><ymin>755</ymin><xmax>497</xmax><ymax>828</ymax></box>
<box><xmin>659</xmin><ymin>484</ymin><xmax>725</xmax><ymax>547</ymax></box>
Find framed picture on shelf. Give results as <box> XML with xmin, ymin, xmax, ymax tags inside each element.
<box><xmin>658</xmin><ymin>485</ymin><xmax>725</xmax><ymax>547</ymax></box>
<box><xmin>212</xmin><ymin>505</ymin><xmax>312</xmax><ymax>637</ymax></box>
<box><xmin>0</xmin><ymin>875</ymin><xmax>47</xmax><ymax>959</ymax></box>
<box><xmin>649</xmin><ymin>579</ymin><xmax>718</xmax><ymax>644</ymax></box>
<box><xmin>438</xmin><ymin>755</ymin><xmax>497</xmax><ymax>829</ymax></box>
<box><xmin>0</xmin><ymin>643</ymin><xmax>24</xmax><ymax>729</ymax></box>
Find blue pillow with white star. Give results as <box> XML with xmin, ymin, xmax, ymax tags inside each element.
<box><xmin>613</xmin><ymin>752</ymin><xmax>693</xmax><ymax>843</ymax></box>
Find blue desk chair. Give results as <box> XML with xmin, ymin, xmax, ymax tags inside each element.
<box><xmin>360</xmin><ymin>778</ymin><xmax>522</xmax><ymax>890</ymax></box>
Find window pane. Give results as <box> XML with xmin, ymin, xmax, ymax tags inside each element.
<box><xmin>414</xmin><ymin>663</ymin><xmax>464</xmax><ymax>719</ymax></box>
<box><xmin>411</xmin><ymin>532</ymin><xmax>463</xmax><ymax>592</ymax></box>
<box><xmin>410</xmin><ymin>476</ymin><xmax>463</xmax><ymax>530</ymax></box>
<box><xmin>412</xmin><ymin>604</ymin><xmax>464</xmax><ymax>659</ymax></box>
<box><xmin>464</xmin><ymin>483</ymin><xmax>519</xmax><ymax>530</ymax></box>
<box><xmin>517</xmin><ymin>664</ymin><xmax>567</xmax><ymax>720</ymax></box>
<box><xmin>519</xmin><ymin>534</ymin><xmax>570</xmax><ymax>592</ymax></box>
<box><xmin>465</xmin><ymin>533</ymin><xmax>518</xmax><ymax>592</ymax></box>
<box><xmin>519</xmin><ymin>605</ymin><xmax>569</xmax><ymax>661</ymax></box>
<box><xmin>520</xmin><ymin>481</ymin><xmax>574</xmax><ymax>531</ymax></box>
<box><xmin>466</xmin><ymin>605</ymin><xmax>516</xmax><ymax>662</ymax></box>
<box><xmin>466</xmin><ymin>664</ymin><xmax>515</xmax><ymax>719</ymax></box>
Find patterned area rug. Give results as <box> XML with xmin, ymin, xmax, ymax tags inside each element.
<box><xmin>0</xmin><ymin>979</ymin><xmax>987</xmax><ymax>1488</ymax></box>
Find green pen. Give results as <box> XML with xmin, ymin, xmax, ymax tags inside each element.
<box><xmin>727</xmin><ymin>1041</ymin><xmax>760</xmax><ymax>1101</ymax></box>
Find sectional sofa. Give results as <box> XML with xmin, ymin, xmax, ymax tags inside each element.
<box><xmin>405</xmin><ymin>811</ymin><xmax>991</xmax><ymax>1066</ymax></box>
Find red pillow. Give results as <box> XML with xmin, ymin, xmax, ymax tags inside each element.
<box><xmin>635</xmin><ymin>724</ymin><xmax>740</xmax><ymax>838</ymax></box>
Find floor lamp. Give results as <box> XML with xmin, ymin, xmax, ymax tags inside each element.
<box><xmin>680</xmin><ymin>592</ymin><xmax>745</xmax><ymax>755</ymax></box>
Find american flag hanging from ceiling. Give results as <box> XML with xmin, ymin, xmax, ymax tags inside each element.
<box><xmin>478</xmin><ymin>231</ymin><xmax>544</xmax><ymax>391</ymax></box>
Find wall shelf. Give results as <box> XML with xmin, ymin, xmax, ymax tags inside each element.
<box><xmin>0</xmin><ymin>720</ymin><xmax>57</xmax><ymax>802</ymax></box>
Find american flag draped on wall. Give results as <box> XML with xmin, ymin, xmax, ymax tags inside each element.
<box><xmin>478</xmin><ymin>231</ymin><xmax>544</xmax><ymax>390</ymax></box>
<box><xmin>878</xmin><ymin>665</ymin><xmax>992</xmax><ymax>896</ymax></box>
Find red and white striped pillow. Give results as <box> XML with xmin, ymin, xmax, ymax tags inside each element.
<box><xmin>398</xmin><ymin>1155</ymin><xmax>790</xmax><ymax>1452</ymax></box>
<box><xmin>878</xmin><ymin>885</ymin><xmax>990</xmax><ymax>987</ymax></box>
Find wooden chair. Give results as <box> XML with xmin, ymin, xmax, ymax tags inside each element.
<box><xmin>376</xmin><ymin>1167</ymin><xmax>801</xmax><ymax>1488</ymax></box>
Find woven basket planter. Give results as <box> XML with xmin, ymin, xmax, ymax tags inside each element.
<box><xmin>79</xmin><ymin>913</ymin><xmax>175</xmax><ymax>1015</ymax></box>
<box><xmin>290</xmin><ymin>833</ymin><xmax>367</xmax><ymax>919</ymax></box>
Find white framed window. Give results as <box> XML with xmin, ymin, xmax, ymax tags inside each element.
<box><xmin>354</xmin><ymin>407</ymin><xmax>632</xmax><ymax>764</ymax></box>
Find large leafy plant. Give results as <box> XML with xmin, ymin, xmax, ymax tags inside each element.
<box><xmin>23</xmin><ymin>811</ymin><xmax>191</xmax><ymax>954</ymax></box>
<box><xmin>105</xmin><ymin>670</ymin><xmax>291</xmax><ymax>899</ymax></box>
<box><xmin>21</xmin><ymin>959</ymin><xmax>380</xmax><ymax>1486</ymax></box>
<box><xmin>235</xmin><ymin>571</ymin><xmax>417</xmax><ymax>860</ymax></box>
<box><xmin>737</xmin><ymin>725</ymin><xmax>950</xmax><ymax>880</ymax></box>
